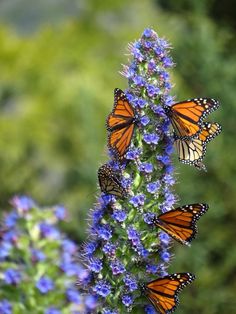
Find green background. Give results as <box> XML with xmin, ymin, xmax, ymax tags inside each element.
<box><xmin>0</xmin><ymin>0</ymin><xmax>235</xmax><ymax>313</ymax></box>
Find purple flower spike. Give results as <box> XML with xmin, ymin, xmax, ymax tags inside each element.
<box><xmin>80</xmin><ymin>28</ymin><xmax>183</xmax><ymax>313</ymax></box>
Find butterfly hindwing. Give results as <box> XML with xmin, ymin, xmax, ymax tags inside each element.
<box><xmin>154</xmin><ymin>203</ymin><xmax>209</xmax><ymax>245</ymax></box>
<box><xmin>107</xmin><ymin>88</ymin><xmax>136</xmax><ymax>159</ymax></box>
<box><xmin>174</xmin><ymin>122</ymin><xmax>222</xmax><ymax>171</ymax></box>
<box><xmin>145</xmin><ymin>273</ymin><xmax>195</xmax><ymax>314</ymax></box>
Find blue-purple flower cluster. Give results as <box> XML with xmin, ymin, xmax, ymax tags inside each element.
<box><xmin>80</xmin><ymin>28</ymin><xmax>176</xmax><ymax>312</ymax></box>
<box><xmin>0</xmin><ymin>196</ymin><xmax>96</xmax><ymax>313</ymax></box>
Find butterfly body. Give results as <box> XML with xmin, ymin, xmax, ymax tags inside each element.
<box><xmin>107</xmin><ymin>88</ymin><xmax>136</xmax><ymax>160</ymax></box>
<box><xmin>98</xmin><ymin>164</ymin><xmax>127</xmax><ymax>198</ymax></box>
<box><xmin>165</xmin><ymin>98</ymin><xmax>220</xmax><ymax>139</ymax></box>
<box><xmin>144</xmin><ymin>272</ymin><xmax>195</xmax><ymax>313</ymax></box>
<box><xmin>154</xmin><ymin>203</ymin><xmax>209</xmax><ymax>245</ymax></box>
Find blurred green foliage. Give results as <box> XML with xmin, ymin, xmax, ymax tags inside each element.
<box><xmin>0</xmin><ymin>0</ymin><xmax>235</xmax><ymax>313</ymax></box>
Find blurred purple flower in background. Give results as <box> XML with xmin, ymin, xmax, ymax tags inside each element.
<box><xmin>0</xmin><ymin>196</ymin><xmax>92</xmax><ymax>313</ymax></box>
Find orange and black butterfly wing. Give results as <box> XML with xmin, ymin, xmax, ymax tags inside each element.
<box><xmin>198</xmin><ymin>122</ymin><xmax>222</xmax><ymax>143</ymax></box>
<box><xmin>97</xmin><ymin>164</ymin><xmax>127</xmax><ymax>198</ymax></box>
<box><xmin>174</xmin><ymin>122</ymin><xmax>221</xmax><ymax>171</ymax></box>
<box><xmin>145</xmin><ymin>273</ymin><xmax>195</xmax><ymax>314</ymax></box>
<box><xmin>167</xmin><ymin>98</ymin><xmax>219</xmax><ymax>139</ymax></box>
<box><xmin>107</xmin><ymin>89</ymin><xmax>135</xmax><ymax>159</ymax></box>
<box><xmin>155</xmin><ymin>203</ymin><xmax>209</xmax><ymax>245</ymax></box>
<box><xmin>108</xmin><ymin>123</ymin><xmax>135</xmax><ymax>159</ymax></box>
<box><xmin>106</xmin><ymin>88</ymin><xmax>135</xmax><ymax>131</ymax></box>
<box><xmin>174</xmin><ymin>136</ymin><xmax>205</xmax><ymax>166</ymax></box>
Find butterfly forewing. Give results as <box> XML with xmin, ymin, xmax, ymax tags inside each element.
<box><xmin>114</xmin><ymin>90</ymin><xmax>135</xmax><ymax>117</ymax></box>
<box><xmin>155</xmin><ymin>203</ymin><xmax>209</xmax><ymax>245</ymax></box>
<box><xmin>107</xmin><ymin>88</ymin><xmax>136</xmax><ymax>160</ymax></box>
<box><xmin>107</xmin><ymin>89</ymin><xmax>135</xmax><ymax>130</ymax></box>
<box><xmin>145</xmin><ymin>273</ymin><xmax>195</xmax><ymax>314</ymax></box>
<box><xmin>167</xmin><ymin>98</ymin><xmax>220</xmax><ymax>139</ymax></box>
<box><xmin>199</xmin><ymin>122</ymin><xmax>222</xmax><ymax>143</ymax></box>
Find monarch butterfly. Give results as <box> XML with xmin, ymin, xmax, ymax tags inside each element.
<box><xmin>107</xmin><ymin>88</ymin><xmax>136</xmax><ymax>160</ymax></box>
<box><xmin>165</xmin><ymin>98</ymin><xmax>219</xmax><ymax>139</ymax></box>
<box><xmin>144</xmin><ymin>272</ymin><xmax>195</xmax><ymax>314</ymax></box>
<box><xmin>174</xmin><ymin>122</ymin><xmax>222</xmax><ymax>171</ymax></box>
<box><xmin>98</xmin><ymin>164</ymin><xmax>127</xmax><ymax>198</ymax></box>
<box><xmin>153</xmin><ymin>203</ymin><xmax>209</xmax><ymax>246</ymax></box>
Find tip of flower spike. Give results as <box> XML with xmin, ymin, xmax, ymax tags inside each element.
<box><xmin>142</xmin><ymin>28</ymin><xmax>157</xmax><ymax>40</ymax></box>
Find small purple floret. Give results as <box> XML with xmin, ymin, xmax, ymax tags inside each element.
<box><xmin>94</xmin><ymin>280</ymin><xmax>111</xmax><ymax>297</ymax></box>
<box><xmin>4</xmin><ymin>268</ymin><xmax>21</xmax><ymax>285</ymax></box>
<box><xmin>122</xmin><ymin>294</ymin><xmax>133</xmax><ymax>307</ymax></box>
<box><xmin>36</xmin><ymin>276</ymin><xmax>54</xmax><ymax>294</ymax></box>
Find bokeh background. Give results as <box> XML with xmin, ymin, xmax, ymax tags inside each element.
<box><xmin>0</xmin><ymin>0</ymin><xmax>235</xmax><ymax>313</ymax></box>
